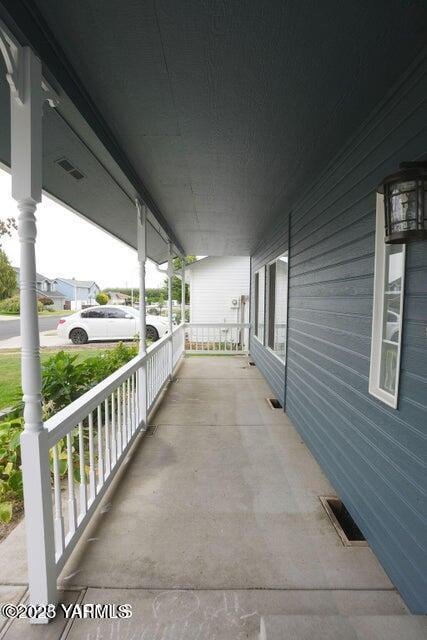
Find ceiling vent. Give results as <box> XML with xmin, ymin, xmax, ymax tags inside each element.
<box><xmin>55</xmin><ymin>157</ymin><xmax>85</xmax><ymax>180</ymax></box>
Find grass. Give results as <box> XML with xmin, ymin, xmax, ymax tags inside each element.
<box><xmin>0</xmin><ymin>348</ymin><xmax>106</xmax><ymax>411</ymax></box>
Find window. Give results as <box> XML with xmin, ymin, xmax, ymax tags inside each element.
<box><xmin>369</xmin><ymin>194</ymin><xmax>405</xmax><ymax>408</ymax></box>
<box><xmin>106</xmin><ymin>308</ymin><xmax>128</xmax><ymax>318</ymax></box>
<box><xmin>254</xmin><ymin>267</ymin><xmax>265</xmax><ymax>343</ymax></box>
<box><xmin>267</xmin><ymin>252</ymin><xmax>288</xmax><ymax>361</ymax></box>
<box><xmin>81</xmin><ymin>309</ymin><xmax>107</xmax><ymax>319</ymax></box>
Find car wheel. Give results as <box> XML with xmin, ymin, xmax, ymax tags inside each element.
<box><xmin>69</xmin><ymin>328</ymin><xmax>89</xmax><ymax>345</ymax></box>
<box><xmin>146</xmin><ymin>325</ymin><xmax>159</xmax><ymax>342</ymax></box>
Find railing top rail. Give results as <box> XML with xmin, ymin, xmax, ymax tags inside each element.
<box><xmin>185</xmin><ymin>322</ymin><xmax>250</xmax><ymax>328</ymax></box>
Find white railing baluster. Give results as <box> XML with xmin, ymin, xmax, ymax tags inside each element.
<box><xmin>132</xmin><ymin>372</ymin><xmax>137</xmax><ymax>432</ymax></box>
<box><xmin>111</xmin><ymin>391</ymin><xmax>117</xmax><ymax>466</ymax></box>
<box><xmin>121</xmin><ymin>382</ymin><xmax>127</xmax><ymax>447</ymax></box>
<box><xmin>104</xmin><ymin>398</ymin><xmax>111</xmax><ymax>475</ymax></box>
<box><xmin>78</xmin><ymin>421</ymin><xmax>87</xmax><ymax>517</ymax></box>
<box><xmin>97</xmin><ymin>405</ymin><xmax>104</xmax><ymax>489</ymax></box>
<box><xmin>127</xmin><ymin>377</ymin><xmax>132</xmax><ymax>441</ymax></box>
<box><xmin>66</xmin><ymin>432</ymin><xmax>77</xmax><ymax>536</ymax></box>
<box><xmin>88</xmin><ymin>412</ymin><xmax>96</xmax><ymax>501</ymax></box>
<box><xmin>52</xmin><ymin>443</ymin><xmax>64</xmax><ymax>557</ymax></box>
<box><xmin>116</xmin><ymin>387</ymin><xmax>122</xmax><ymax>455</ymax></box>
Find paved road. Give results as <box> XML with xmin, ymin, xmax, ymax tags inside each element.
<box><xmin>0</xmin><ymin>316</ymin><xmax>61</xmax><ymax>341</ymax></box>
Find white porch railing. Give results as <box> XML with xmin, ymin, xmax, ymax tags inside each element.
<box><xmin>184</xmin><ymin>322</ymin><xmax>250</xmax><ymax>353</ymax></box>
<box><xmin>38</xmin><ymin>324</ymin><xmax>185</xmax><ymax>588</ymax></box>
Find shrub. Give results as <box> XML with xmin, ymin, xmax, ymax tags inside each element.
<box><xmin>0</xmin><ymin>417</ymin><xmax>24</xmax><ymax>522</ymax></box>
<box><xmin>41</xmin><ymin>342</ymin><xmax>138</xmax><ymax>418</ymax></box>
<box><xmin>0</xmin><ymin>295</ymin><xmax>43</xmax><ymax>314</ymax></box>
<box><xmin>38</xmin><ymin>296</ymin><xmax>53</xmax><ymax>307</ymax></box>
<box><xmin>0</xmin><ymin>343</ymin><xmax>138</xmax><ymax>523</ymax></box>
<box><xmin>96</xmin><ymin>292</ymin><xmax>109</xmax><ymax>305</ymax></box>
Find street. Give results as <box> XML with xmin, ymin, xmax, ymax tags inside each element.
<box><xmin>0</xmin><ymin>316</ymin><xmax>61</xmax><ymax>341</ymax></box>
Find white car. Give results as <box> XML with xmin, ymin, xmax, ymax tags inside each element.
<box><xmin>57</xmin><ymin>305</ymin><xmax>169</xmax><ymax>345</ymax></box>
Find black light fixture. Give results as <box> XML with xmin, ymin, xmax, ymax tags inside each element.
<box><xmin>377</xmin><ymin>161</ymin><xmax>427</xmax><ymax>244</ymax></box>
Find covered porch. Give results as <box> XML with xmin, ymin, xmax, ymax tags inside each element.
<box><xmin>0</xmin><ymin>354</ymin><xmax>415</xmax><ymax>639</ymax></box>
<box><xmin>0</xmin><ymin>0</ymin><xmax>425</xmax><ymax>636</ymax></box>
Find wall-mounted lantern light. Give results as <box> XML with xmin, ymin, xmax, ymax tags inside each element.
<box><xmin>377</xmin><ymin>161</ymin><xmax>427</xmax><ymax>244</ymax></box>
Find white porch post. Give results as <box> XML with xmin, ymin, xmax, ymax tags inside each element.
<box><xmin>136</xmin><ymin>200</ymin><xmax>147</xmax><ymax>428</ymax></box>
<box><xmin>181</xmin><ymin>261</ymin><xmax>185</xmax><ymax>324</ymax></box>
<box><xmin>9</xmin><ymin>46</ymin><xmax>57</xmax><ymax>614</ymax></box>
<box><xmin>167</xmin><ymin>241</ymin><xmax>174</xmax><ymax>378</ymax></box>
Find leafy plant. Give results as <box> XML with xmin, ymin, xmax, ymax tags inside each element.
<box><xmin>0</xmin><ymin>418</ymin><xmax>24</xmax><ymax>523</ymax></box>
<box><xmin>41</xmin><ymin>351</ymin><xmax>91</xmax><ymax>418</ymax></box>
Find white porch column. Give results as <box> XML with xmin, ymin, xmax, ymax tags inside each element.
<box><xmin>167</xmin><ymin>241</ymin><xmax>174</xmax><ymax>378</ymax></box>
<box><xmin>181</xmin><ymin>261</ymin><xmax>185</xmax><ymax>324</ymax></box>
<box><xmin>9</xmin><ymin>46</ymin><xmax>57</xmax><ymax>614</ymax></box>
<box><xmin>136</xmin><ymin>200</ymin><xmax>147</xmax><ymax>428</ymax></box>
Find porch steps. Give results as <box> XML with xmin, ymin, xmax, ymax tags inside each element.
<box><xmin>259</xmin><ymin>614</ymin><xmax>427</xmax><ymax>640</ymax></box>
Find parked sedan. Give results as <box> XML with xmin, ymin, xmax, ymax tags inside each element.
<box><xmin>57</xmin><ymin>305</ymin><xmax>169</xmax><ymax>344</ymax></box>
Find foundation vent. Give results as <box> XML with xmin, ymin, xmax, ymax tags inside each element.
<box><xmin>145</xmin><ymin>424</ymin><xmax>158</xmax><ymax>437</ymax></box>
<box><xmin>248</xmin><ymin>361</ymin><xmax>256</xmax><ymax>366</ymax></box>
<box><xmin>320</xmin><ymin>496</ymin><xmax>367</xmax><ymax>546</ymax></box>
<box><xmin>266</xmin><ymin>397</ymin><xmax>282</xmax><ymax>410</ymax></box>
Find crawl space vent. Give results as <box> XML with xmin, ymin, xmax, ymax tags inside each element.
<box><xmin>145</xmin><ymin>424</ymin><xmax>157</xmax><ymax>436</ymax></box>
<box><xmin>266</xmin><ymin>397</ymin><xmax>282</xmax><ymax>409</ymax></box>
<box><xmin>56</xmin><ymin>157</ymin><xmax>85</xmax><ymax>180</ymax></box>
<box><xmin>320</xmin><ymin>496</ymin><xmax>367</xmax><ymax>546</ymax></box>
<box><xmin>248</xmin><ymin>361</ymin><xmax>256</xmax><ymax>366</ymax></box>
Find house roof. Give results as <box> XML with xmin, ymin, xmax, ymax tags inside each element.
<box><xmin>56</xmin><ymin>278</ymin><xmax>98</xmax><ymax>289</ymax></box>
<box><xmin>14</xmin><ymin>267</ymin><xmax>52</xmax><ymax>283</ymax></box>
<box><xmin>183</xmin><ymin>256</ymin><xmax>248</xmax><ymax>271</ymax></box>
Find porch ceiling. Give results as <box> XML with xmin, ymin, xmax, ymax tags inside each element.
<box><xmin>0</xmin><ymin>1</ymin><xmax>426</xmax><ymax>257</ymax></box>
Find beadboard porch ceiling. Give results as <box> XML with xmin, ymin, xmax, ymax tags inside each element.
<box><xmin>0</xmin><ymin>1</ymin><xmax>426</xmax><ymax>259</ymax></box>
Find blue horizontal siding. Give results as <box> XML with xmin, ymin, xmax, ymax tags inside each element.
<box><xmin>250</xmin><ymin>53</ymin><xmax>427</xmax><ymax>612</ymax></box>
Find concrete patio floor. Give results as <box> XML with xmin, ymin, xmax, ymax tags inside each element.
<box><xmin>0</xmin><ymin>355</ymin><xmax>424</xmax><ymax>639</ymax></box>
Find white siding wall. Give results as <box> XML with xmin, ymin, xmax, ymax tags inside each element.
<box><xmin>189</xmin><ymin>256</ymin><xmax>250</xmax><ymax>323</ymax></box>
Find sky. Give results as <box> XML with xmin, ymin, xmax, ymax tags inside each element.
<box><xmin>0</xmin><ymin>168</ymin><xmax>167</xmax><ymax>290</ymax></box>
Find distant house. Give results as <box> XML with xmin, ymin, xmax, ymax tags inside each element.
<box><xmin>185</xmin><ymin>256</ymin><xmax>250</xmax><ymax>323</ymax></box>
<box><xmin>55</xmin><ymin>278</ymin><xmax>100</xmax><ymax>310</ymax></box>
<box><xmin>13</xmin><ymin>268</ymin><xmax>66</xmax><ymax>311</ymax></box>
<box><xmin>106</xmin><ymin>290</ymin><xmax>131</xmax><ymax>305</ymax></box>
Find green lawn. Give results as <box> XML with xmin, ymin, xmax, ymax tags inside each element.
<box><xmin>0</xmin><ymin>349</ymin><xmax>105</xmax><ymax>411</ymax></box>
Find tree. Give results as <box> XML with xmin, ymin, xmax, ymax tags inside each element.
<box><xmin>162</xmin><ymin>255</ymin><xmax>196</xmax><ymax>303</ymax></box>
<box><xmin>0</xmin><ymin>250</ymin><xmax>17</xmax><ymax>301</ymax></box>
<box><xmin>146</xmin><ymin>288</ymin><xmax>163</xmax><ymax>304</ymax></box>
<box><xmin>96</xmin><ymin>291</ymin><xmax>110</xmax><ymax>305</ymax></box>
<box><xmin>0</xmin><ymin>218</ymin><xmax>17</xmax><ymax>245</ymax></box>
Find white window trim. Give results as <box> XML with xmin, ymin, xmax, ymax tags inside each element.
<box><xmin>266</xmin><ymin>252</ymin><xmax>289</xmax><ymax>363</ymax></box>
<box><xmin>369</xmin><ymin>194</ymin><xmax>406</xmax><ymax>409</ymax></box>
<box><xmin>255</xmin><ymin>266</ymin><xmax>265</xmax><ymax>345</ymax></box>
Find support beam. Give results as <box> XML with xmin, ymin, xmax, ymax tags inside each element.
<box><xmin>167</xmin><ymin>241</ymin><xmax>174</xmax><ymax>378</ymax></box>
<box><xmin>8</xmin><ymin>45</ymin><xmax>57</xmax><ymax>617</ymax></box>
<box><xmin>136</xmin><ymin>200</ymin><xmax>147</xmax><ymax>428</ymax></box>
